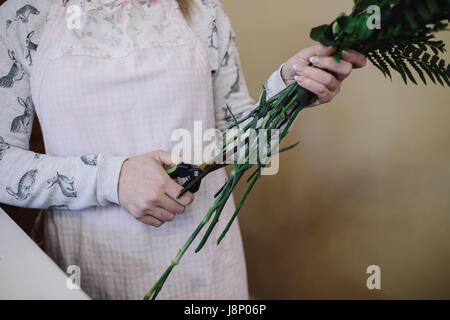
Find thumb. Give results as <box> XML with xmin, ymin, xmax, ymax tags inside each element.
<box><xmin>153</xmin><ymin>150</ymin><xmax>182</xmax><ymax>167</ymax></box>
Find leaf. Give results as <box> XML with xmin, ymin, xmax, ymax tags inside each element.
<box><xmin>278</xmin><ymin>141</ymin><xmax>300</xmax><ymax>154</ymax></box>
<box><xmin>310</xmin><ymin>24</ymin><xmax>336</xmax><ymax>47</ymax></box>
<box><xmin>369</xmin><ymin>51</ymin><xmax>392</xmax><ymax>79</ymax></box>
<box><xmin>418</xmin><ymin>59</ymin><xmax>437</xmax><ymax>84</ymax></box>
<box><xmin>416</xmin><ymin>1</ymin><xmax>432</xmax><ymax>20</ymax></box>
<box><xmin>426</xmin><ymin>0</ymin><xmax>440</xmax><ymax>15</ymax></box>
<box><xmin>225</xmin><ymin>104</ymin><xmax>239</xmax><ymax>127</ymax></box>
<box><xmin>359</xmin><ymin>21</ymin><xmax>374</xmax><ymax>41</ymax></box>
<box><xmin>408</xmin><ymin>60</ymin><xmax>427</xmax><ymax>84</ymax></box>
<box><xmin>259</xmin><ymin>86</ymin><xmax>267</xmax><ymax>106</ymax></box>
<box><xmin>440</xmin><ymin>68</ymin><xmax>450</xmax><ymax>86</ymax></box>
<box><xmin>334</xmin><ymin>51</ymin><xmax>343</xmax><ymax>62</ymax></box>
<box><xmin>405</xmin><ymin>8</ymin><xmax>419</xmax><ymax>30</ymax></box>
<box><xmin>430</xmin><ymin>55</ymin><xmax>439</xmax><ymax>66</ymax></box>
<box><xmin>337</xmin><ymin>16</ymin><xmax>358</xmax><ymax>34</ymax></box>
<box><xmin>418</xmin><ymin>43</ymin><xmax>428</xmax><ymax>52</ymax></box>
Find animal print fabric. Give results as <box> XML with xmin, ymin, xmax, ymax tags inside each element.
<box><xmin>0</xmin><ymin>0</ymin><xmax>286</xmax><ymax>299</ymax></box>
<box><xmin>0</xmin><ymin>0</ymin><xmax>128</xmax><ymax>209</ymax></box>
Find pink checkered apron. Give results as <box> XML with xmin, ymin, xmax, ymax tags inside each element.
<box><xmin>30</xmin><ymin>0</ymin><xmax>248</xmax><ymax>299</ymax></box>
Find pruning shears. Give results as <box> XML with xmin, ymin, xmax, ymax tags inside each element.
<box><xmin>166</xmin><ymin>162</ymin><xmax>228</xmax><ymax>198</ymax></box>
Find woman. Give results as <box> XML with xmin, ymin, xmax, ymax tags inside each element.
<box><xmin>0</xmin><ymin>0</ymin><xmax>366</xmax><ymax>299</ymax></box>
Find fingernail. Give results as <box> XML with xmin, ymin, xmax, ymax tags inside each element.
<box><xmin>294</xmin><ymin>75</ymin><xmax>304</xmax><ymax>83</ymax></box>
<box><xmin>293</xmin><ymin>64</ymin><xmax>298</xmax><ymax>71</ymax></box>
<box><xmin>309</xmin><ymin>56</ymin><xmax>321</xmax><ymax>65</ymax></box>
<box><xmin>342</xmin><ymin>50</ymin><xmax>352</xmax><ymax>58</ymax></box>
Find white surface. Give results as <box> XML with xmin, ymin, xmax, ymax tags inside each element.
<box><xmin>0</xmin><ymin>209</ymin><xmax>90</xmax><ymax>300</ymax></box>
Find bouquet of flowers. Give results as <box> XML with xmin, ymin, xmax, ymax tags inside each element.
<box><xmin>145</xmin><ymin>0</ymin><xmax>449</xmax><ymax>299</ymax></box>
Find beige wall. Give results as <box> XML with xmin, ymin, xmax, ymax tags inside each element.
<box><xmin>222</xmin><ymin>0</ymin><xmax>450</xmax><ymax>299</ymax></box>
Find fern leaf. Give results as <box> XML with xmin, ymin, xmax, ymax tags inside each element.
<box><xmin>368</xmin><ymin>51</ymin><xmax>392</xmax><ymax>79</ymax></box>
<box><xmin>408</xmin><ymin>60</ymin><xmax>428</xmax><ymax>85</ymax></box>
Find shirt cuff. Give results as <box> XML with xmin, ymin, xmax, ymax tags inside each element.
<box><xmin>97</xmin><ymin>154</ymin><xmax>129</xmax><ymax>206</ymax></box>
<box><xmin>266</xmin><ymin>64</ymin><xmax>287</xmax><ymax>99</ymax></box>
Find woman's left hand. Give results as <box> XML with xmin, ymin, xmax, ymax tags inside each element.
<box><xmin>281</xmin><ymin>44</ymin><xmax>367</xmax><ymax>107</ymax></box>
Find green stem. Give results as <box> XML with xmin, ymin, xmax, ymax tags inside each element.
<box><xmin>217</xmin><ymin>170</ymin><xmax>260</xmax><ymax>245</ymax></box>
<box><xmin>143</xmin><ymin>201</ymin><xmax>218</xmax><ymax>300</ymax></box>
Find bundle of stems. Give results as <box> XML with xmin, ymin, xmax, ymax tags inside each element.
<box><xmin>144</xmin><ymin>0</ymin><xmax>449</xmax><ymax>300</ymax></box>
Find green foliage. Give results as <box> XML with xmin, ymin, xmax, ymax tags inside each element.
<box><xmin>368</xmin><ymin>41</ymin><xmax>449</xmax><ymax>85</ymax></box>
<box><xmin>311</xmin><ymin>0</ymin><xmax>450</xmax><ymax>85</ymax></box>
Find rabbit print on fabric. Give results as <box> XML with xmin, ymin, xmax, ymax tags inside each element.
<box><xmin>0</xmin><ymin>50</ymin><xmax>25</xmax><ymax>88</ymax></box>
<box><xmin>25</xmin><ymin>31</ymin><xmax>38</xmax><ymax>66</ymax></box>
<box><xmin>10</xmin><ymin>96</ymin><xmax>34</xmax><ymax>134</ymax></box>
<box><xmin>81</xmin><ymin>154</ymin><xmax>99</xmax><ymax>166</ymax></box>
<box><xmin>47</xmin><ymin>172</ymin><xmax>78</xmax><ymax>198</ymax></box>
<box><xmin>6</xmin><ymin>169</ymin><xmax>38</xmax><ymax>201</ymax></box>
<box><xmin>5</xmin><ymin>4</ymin><xmax>40</xmax><ymax>28</ymax></box>
<box><xmin>0</xmin><ymin>136</ymin><xmax>10</xmax><ymax>160</ymax></box>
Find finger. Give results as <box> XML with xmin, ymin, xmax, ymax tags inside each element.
<box><xmin>308</xmin><ymin>100</ymin><xmax>321</xmax><ymax>108</ymax></box>
<box><xmin>139</xmin><ymin>215</ymin><xmax>165</xmax><ymax>227</ymax></box>
<box><xmin>154</xmin><ymin>149</ymin><xmax>182</xmax><ymax>168</ymax></box>
<box><xmin>148</xmin><ymin>207</ymin><xmax>176</xmax><ymax>222</ymax></box>
<box><xmin>294</xmin><ymin>65</ymin><xmax>340</xmax><ymax>92</ymax></box>
<box><xmin>165</xmin><ymin>178</ymin><xmax>195</xmax><ymax>206</ymax></box>
<box><xmin>342</xmin><ymin>50</ymin><xmax>367</xmax><ymax>69</ymax></box>
<box><xmin>297</xmin><ymin>44</ymin><xmax>337</xmax><ymax>64</ymax></box>
<box><xmin>177</xmin><ymin>191</ymin><xmax>195</xmax><ymax>206</ymax></box>
<box><xmin>157</xmin><ymin>194</ymin><xmax>186</xmax><ymax>214</ymax></box>
<box><xmin>295</xmin><ymin>76</ymin><xmax>334</xmax><ymax>104</ymax></box>
<box><xmin>309</xmin><ymin>56</ymin><xmax>353</xmax><ymax>81</ymax></box>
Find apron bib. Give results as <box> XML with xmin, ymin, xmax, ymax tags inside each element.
<box><xmin>30</xmin><ymin>0</ymin><xmax>248</xmax><ymax>300</ymax></box>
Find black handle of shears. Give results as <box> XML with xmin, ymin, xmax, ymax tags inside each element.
<box><xmin>166</xmin><ymin>163</ymin><xmax>203</xmax><ymax>196</ymax></box>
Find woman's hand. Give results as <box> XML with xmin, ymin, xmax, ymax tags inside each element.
<box><xmin>117</xmin><ymin>150</ymin><xmax>194</xmax><ymax>227</ymax></box>
<box><xmin>281</xmin><ymin>44</ymin><xmax>367</xmax><ymax>106</ymax></box>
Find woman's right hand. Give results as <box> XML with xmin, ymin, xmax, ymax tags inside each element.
<box><xmin>117</xmin><ymin>150</ymin><xmax>195</xmax><ymax>227</ymax></box>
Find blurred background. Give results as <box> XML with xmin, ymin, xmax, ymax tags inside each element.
<box><xmin>2</xmin><ymin>0</ymin><xmax>450</xmax><ymax>300</ymax></box>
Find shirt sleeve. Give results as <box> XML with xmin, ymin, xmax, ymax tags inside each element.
<box><xmin>196</xmin><ymin>0</ymin><xmax>288</xmax><ymax>131</ymax></box>
<box><xmin>0</xmin><ymin>0</ymin><xmax>128</xmax><ymax>210</ymax></box>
